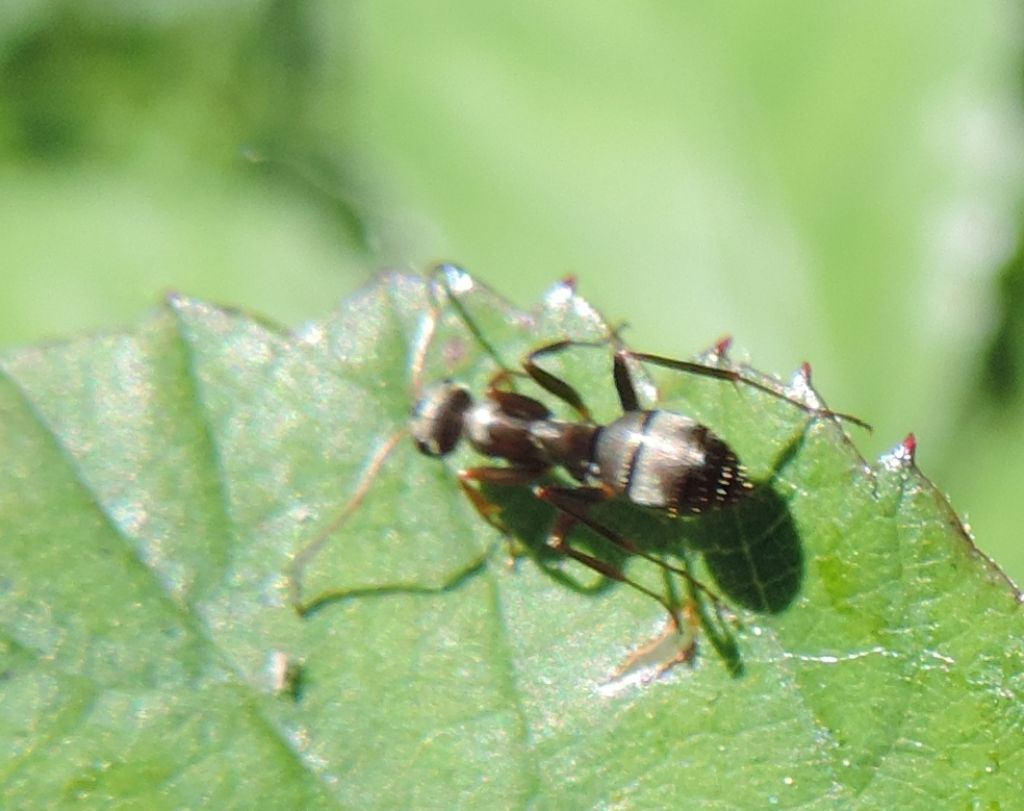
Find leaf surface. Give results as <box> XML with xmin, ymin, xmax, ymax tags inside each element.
<box><xmin>2</xmin><ymin>272</ymin><xmax>1021</xmax><ymax>809</ymax></box>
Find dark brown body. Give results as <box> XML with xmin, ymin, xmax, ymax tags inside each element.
<box><xmin>411</xmin><ymin>380</ymin><xmax>751</xmax><ymax>515</ymax></box>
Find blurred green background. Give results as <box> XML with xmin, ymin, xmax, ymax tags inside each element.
<box><xmin>2</xmin><ymin>2</ymin><xmax>1023</xmax><ymax>582</ymax></box>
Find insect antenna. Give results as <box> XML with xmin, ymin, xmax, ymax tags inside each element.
<box><xmin>291</xmin><ymin>267</ymin><xmax>476</xmax><ymax>614</ymax></box>
<box><xmin>521</xmin><ymin>330</ymin><xmax>870</xmax><ymax>432</ymax></box>
<box><xmin>424</xmin><ymin>263</ymin><xmax>518</xmax><ymax>380</ymax></box>
<box><xmin>293</xmin><ymin>265</ymin><xmax>535</xmax><ymax>614</ymax></box>
<box><xmin>625</xmin><ymin>349</ymin><xmax>872</xmax><ymax>431</ymax></box>
<box><xmin>289</xmin><ymin>431</ymin><xmax>405</xmax><ymax>614</ymax></box>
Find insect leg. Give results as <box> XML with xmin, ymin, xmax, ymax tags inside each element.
<box><xmin>539</xmin><ymin>485</ymin><xmax>743</xmax><ymax>674</ymax></box>
<box><xmin>544</xmin><ymin>509</ymin><xmax>683</xmax><ymax>629</ymax></box>
<box><xmin>608</xmin><ymin>602</ymin><xmax>700</xmax><ymax>682</ymax></box>
<box><xmin>522</xmin><ymin>331</ymin><xmax>645</xmax><ymax>415</ymax></box>
<box><xmin>611</xmin><ymin>350</ymin><xmax>640</xmax><ymax>412</ymax></box>
<box><xmin>457</xmin><ymin>464</ymin><xmax>548</xmax><ymax>529</ymax></box>
<box><xmin>535</xmin><ymin>485</ymin><xmax>726</xmax><ymax>609</ymax></box>
<box><xmin>520</xmin><ymin>339</ymin><xmax>595</xmax><ymax>421</ymax></box>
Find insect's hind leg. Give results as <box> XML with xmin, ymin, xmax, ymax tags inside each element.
<box><xmin>543</xmin><ymin>507</ymin><xmax>685</xmax><ymax>631</ymax></box>
<box><xmin>538</xmin><ymin>485</ymin><xmax>746</xmax><ymax>677</ymax></box>
<box><xmin>539</xmin><ymin>496</ymin><xmax>706</xmax><ymax>676</ymax></box>
<box><xmin>536</xmin><ymin>484</ymin><xmax>727</xmax><ymax>612</ymax></box>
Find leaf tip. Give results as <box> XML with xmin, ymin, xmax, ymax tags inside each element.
<box><xmin>164</xmin><ymin>290</ymin><xmax>203</xmax><ymax>315</ymax></box>
<box><xmin>902</xmin><ymin>432</ymin><xmax>918</xmax><ymax>459</ymax></box>
<box><xmin>880</xmin><ymin>432</ymin><xmax>918</xmax><ymax>470</ymax></box>
<box><xmin>432</xmin><ymin>262</ymin><xmax>474</xmax><ymax>296</ymax></box>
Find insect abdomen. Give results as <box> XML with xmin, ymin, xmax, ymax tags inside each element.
<box><xmin>594</xmin><ymin>411</ymin><xmax>750</xmax><ymax>514</ymax></box>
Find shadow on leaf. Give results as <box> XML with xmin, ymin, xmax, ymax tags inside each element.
<box><xmin>686</xmin><ymin>485</ymin><xmax>802</xmax><ymax>614</ymax></box>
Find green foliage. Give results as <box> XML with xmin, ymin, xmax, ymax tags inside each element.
<box><xmin>2</xmin><ymin>273</ymin><xmax>1022</xmax><ymax>809</ymax></box>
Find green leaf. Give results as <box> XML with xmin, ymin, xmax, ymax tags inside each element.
<box><xmin>3</xmin><ymin>271</ymin><xmax>1022</xmax><ymax>809</ymax></box>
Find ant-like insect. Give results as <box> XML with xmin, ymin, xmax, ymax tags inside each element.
<box><xmin>290</xmin><ymin>265</ymin><xmax>868</xmax><ymax>668</ymax></box>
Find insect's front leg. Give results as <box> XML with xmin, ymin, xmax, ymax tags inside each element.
<box><xmin>458</xmin><ymin>464</ymin><xmax>545</xmax><ymax>522</ymax></box>
<box><xmin>458</xmin><ymin>464</ymin><xmax>548</xmax><ymax>561</ymax></box>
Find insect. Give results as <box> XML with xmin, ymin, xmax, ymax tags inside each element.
<box><xmin>291</xmin><ymin>265</ymin><xmax>867</xmax><ymax>665</ymax></box>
